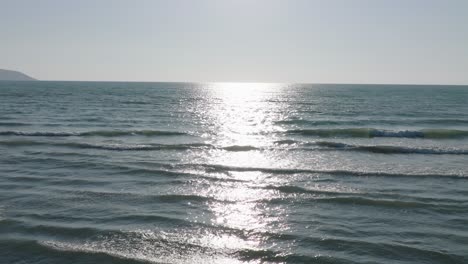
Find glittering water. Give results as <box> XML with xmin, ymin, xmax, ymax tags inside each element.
<box><xmin>1</xmin><ymin>81</ymin><xmax>467</xmax><ymax>263</ymax></box>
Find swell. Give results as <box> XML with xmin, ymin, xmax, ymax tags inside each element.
<box><xmin>0</xmin><ymin>140</ymin><xmax>207</xmax><ymax>151</ymax></box>
<box><xmin>2</xmin><ymin>138</ymin><xmax>466</xmax><ymax>155</ymax></box>
<box><xmin>236</xmin><ymin>249</ymin><xmax>348</xmax><ymax>263</ymax></box>
<box><xmin>315</xmin><ymin>197</ymin><xmax>466</xmax><ymax>212</ymax></box>
<box><xmin>261</xmin><ymin>185</ymin><xmax>467</xmax><ymax>212</ymax></box>
<box><xmin>5</xmin><ymin>128</ymin><xmax>467</xmax><ymax>139</ymax></box>
<box><xmin>314</xmin><ymin>141</ymin><xmax>468</xmax><ymax>155</ymax></box>
<box><xmin>7</xmin><ymin>211</ymin><xmax>199</xmax><ymax>230</ymax></box>
<box><xmin>276</xmin><ymin>118</ymin><xmax>468</xmax><ymax>126</ymax></box>
<box><xmin>238</xmin><ymin>236</ymin><xmax>464</xmax><ymax>263</ymax></box>
<box><xmin>0</xmin><ymin>219</ymin><xmax>111</xmax><ymax>239</ymax></box>
<box><xmin>0</xmin><ymin>226</ymin><xmax>291</xmax><ymax>264</ymax></box>
<box><xmin>0</xmin><ymin>217</ymin><xmax>217</xmax><ymax>242</ymax></box>
<box><xmin>264</xmin><ymin>185</ymin><xmax>346</xmax><ymax>196</ymax></box>
<box><xmin>296</xmin><ymin>237</ymin><xmax>465</xmax><ymax>264</ymax></box>
<box><xmin>285</xmin><ymin>128</ymin><xmax>468</xmax><ymax>139</ymax></box>
<box><xmin>69</xmin><ymin>142</ymin><xmax>211</xmax><ymax>151</ymax></box>
<box><xmin>0</xmin><ymin>237</ymin><xmax>373</xmax><ymax>264</ymax></box>
<box><xmin>59</xmin><ymin>189</ymin><xmax>224</xmax><ymax>204</ymax></box>
<box><xmin>2</xmin><ymin>147</ymin><xmax>466</xmax><ymax>179</ymax></box>
<box><xmin>274</xmin><ymin>139</ymin><xmax>468</xmax><ymax>155</ymax></box>
<box><xmin>0</xmin><ymin>155</ymin><xmax>248</xmax><ymax>184</ymax></box>
<box><xmin>0</xmin><ymin>122</ymin><xmax>30</xmax><ymax>126</ymax></box>
<box><xmin>0</xmin><ymin>140</ymin><xmax>260</xmax><ymax>152</ymax></box>
<box><xmin>172</xmin><ymin>163</ymin><xmax>467</xmax><ymax>179</ymax></box>
<box><xmin>0</xmin><ymin>239</ymin><xmax>150</xmax><ymax>264</ymax></box>
<box><xmin>0</xmin><ymin>129</ymin><xmax>188</xmax><ymax>137</ymax></box>
<box><xmin>0</xmin><ymin>236</ymin><xmax>353</xmax><ymax>264</ymax></box>
<box><xmin>1</xmin><ymin>218</ymin><xmax>464</xmax><ymax>264</ymax></box>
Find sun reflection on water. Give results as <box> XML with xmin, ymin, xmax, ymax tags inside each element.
<box><xmin>180</xmin><ymin>83</ymin><xmax>295</xmax><ymax>256</ymax></box>
<box><xmin>201</xmin><ymin>82</ymin><xmax>286</xmax><ymax>146</ymax></box>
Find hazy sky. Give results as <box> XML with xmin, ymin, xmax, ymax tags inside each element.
<box><xmin>1</xmin><ymin>0</ymin><xmax>468</xmax><ymax>84</ymax></box>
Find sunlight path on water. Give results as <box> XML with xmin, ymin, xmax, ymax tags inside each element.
<box><xmin>180</xmin><ymin>83</ymin><xmax>296</xmax><ymax>258</ymax></box>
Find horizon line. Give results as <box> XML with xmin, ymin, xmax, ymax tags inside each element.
<box><xmin>3</xmin><ymin>79</ymin><xmax>468</xmax><ymax>86</ymax></box>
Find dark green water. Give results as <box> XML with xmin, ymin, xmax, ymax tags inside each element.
<box><xmin>1</xmin><ymin>81</ymin><xmax>467</xmax><ymax>263</ymax></box>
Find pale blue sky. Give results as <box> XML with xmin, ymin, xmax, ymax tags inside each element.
<box><xmin>1</xmin><ymin>0</ymin><xmax>467</xmax><ymax>84</ymax></box>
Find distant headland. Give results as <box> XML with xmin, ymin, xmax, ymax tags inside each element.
<box><xmin>0</xmin><ymin>69</ymin><xmax>36</xmax><ymax>81</ymax></box>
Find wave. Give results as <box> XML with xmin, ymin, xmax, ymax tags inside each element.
<box><xmin>63</xmin><ymin>189</ymin><xmax>222</xmax><ymax>204</ymax></box>
<box><xmin>77</xmin><ymin>143</ymin><xmax>259</xmax><ymax>152</ymax></box>
<box><xmin>0</xmin><ymin>129</ymin><xmax>188</xmax><ymax>137</ymax></box>
<box><xmin>70</xmin><ymin>142</ymin><xmax>212</xmax><ymax>151</ymax></box>
<box><xmin>84</xmin><ymin>142</ymin><xmax>210</xmax><ymax>151</ymax></box>
<box><xmin>119</xmin><ymin>100</ymin><xmax>150</xmax><ymax>105</ymax></box>
<box><xmin>0</xmin><ymin>122</ymin><xmax>30</xmax><ymax>126</ymax></box>
<box><xmin>1</xmin><ymin>137</ymin><xmax>466</xmax><ymax>156</ymax></box>
<box><xmin>0</xmin><ymin>140</ymin><xmax>262</xmax><ymax>152</ymax></box>
<box><xmin>262</xmin><ymin>185</ymin><xmax>466</xmax><ymax>209</ymax></box>
<box><xmin>173</xmin><ymin>163</ymin><xmax>466</xmax><ymax>179</ymax></box>
<box><xmin>314</xmin><ymin>141</ymin><xmax>468</xmax><ymax>155</ymax></box>
<box><xmin>0</xmin><ymin>140</ymin><xmax>209</xmax><ymax>150</ymax></box>
<box><xmin>235</xmin><ymin>249</ymin><xmax>337</xmax><ymax>263</ymax></box>
<box><xmin>264</xmin><ymin>185</ymin><xmax>347</xmax><ymax>196</ymax></box>
<box><xmin>285</xmin><ymin>128</ymin><xmax>468</xmax><ymax>139</ymax></box>
<box><xmin>274</xmin><ymin>139</ymin><xmax>468</xmax><ymax>155</ymax></box>
<box><xmin>6</xmin><ymin>128</ymin><xmax>468</xmax><ymax>139</ymax></box>
<box><xmin>5</xmin><ymin>240</ymin><xmax>151</xmax><ymax>264</ymax></box>
<box><xmin>34</xmin><ymin>226</ymin><xmax>269</xmax><ymax>264</ymax></box>
<box><xmin>0</xmin><ymin>219</ymin><xmax>109</xmax><ymax>239</ymax></box>
<box><xmin>222</xmin><ymin>145</ymin><xmax>259</xmax><ymax>151</ymax></box>
<box><xmin>273</xmin><ymin>139</ymin><xmax>304</xmax><ymax>145</ymax></box>
<box><xmin>276</xmin><ymin>118</ymin><xmax>468</xmax><ymax>126</ymax></box>
<box><xmin>317</xmin><ymin>196</ymin><xmax>431</xmax><ymax>209</ymax></box>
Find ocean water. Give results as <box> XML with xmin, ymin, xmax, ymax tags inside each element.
<box><xmin>0</xmin><ymin>81</ymin><xmax>467</xmax><ymax>264</ymax></box>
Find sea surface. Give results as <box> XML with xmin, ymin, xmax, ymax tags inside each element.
<box><xmin>1</xmin><ymin>81</ymin><xmax>467</xmax><ymax>264</ymax></box>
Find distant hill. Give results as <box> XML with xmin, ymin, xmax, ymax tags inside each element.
<box><xmin>0</xmin><ymin>69</ymin><xmax>36</xmax><ymax>81</ymax></box>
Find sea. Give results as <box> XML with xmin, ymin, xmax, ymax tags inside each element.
<box><xmin>0</xmin><ymin>81</ymin><xmax>467</xmax><ymax>264</ymax></box>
